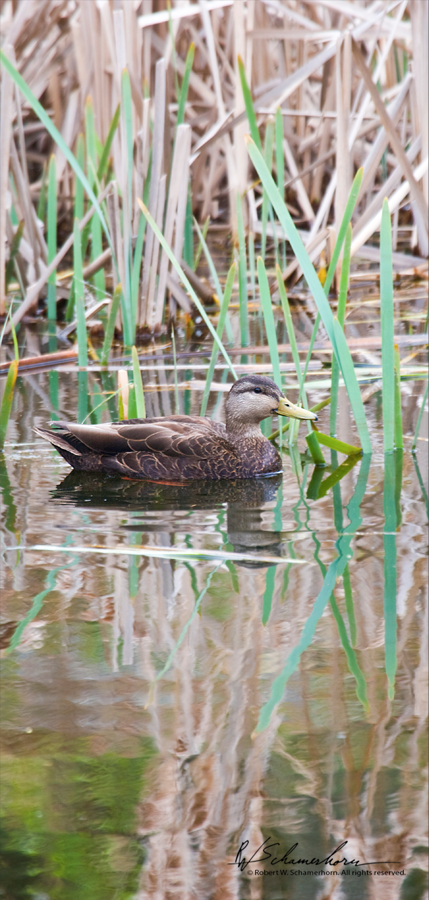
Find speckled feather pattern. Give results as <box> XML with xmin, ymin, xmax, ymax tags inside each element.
<box><xmin>34</xmin><ymin>376</ymin><xmax>285</xmax><ymax>482</ymax></box>
<box><xmin>36</xmin><ymin>418</ymin><xmax>282</xmax><ymax>480</ymax></box>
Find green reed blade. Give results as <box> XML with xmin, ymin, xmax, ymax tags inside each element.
<box><xmin>315</xmin><ymin>452</ymin><xmax>361</xmax><ymax>499</ymax></box>
<box><xmin>47</xmin><ymin>156</ymin><xmax>57</xmax><ymax>275</ymax></box>
<box><xmin>101</xmin><ymin>284</ymin><xmax>122</xmax><ymax>366</ymax></box>
<box><xmin>193</xmin><ymin>215</ymin><xmax>209</xmax><ymax>270</ymax></box>
<box><xmin>121</xmin><ymin>67</ymin><xmax>134</xmax><ymax>345</ymax></box>
<box><xmin>312</xmin><ymin>429</ymin><xmax>362</xmax><ymax>456</ymax></box>
<box><xmin>237</xmin><ymin>55</ymin><xmax>261</xmax><ymax>151</ymax></box>
<box><xmin>127</xmin><ymin>384</ymin><xmax>137</xmax><ymax>419</ymax></box>
<box><xmin>276</xmin><ymin>267</ymin><xmax>317</xmax><ymax>454</ymax></box>
<box><xmin>275</xmin><ymin>107</ymin><xmax>286</xmax><ymax>267</ymax></box>
<box><xmin>393</xmin><ymin>344</ymin><xmax>403</xmax><ymax>450</ymax></box>
<box><xmin>193</xmin><ymin>217</ymin><xmax>234</xmax><ymax>345</ymax></box>
<box><xmin>237</xmin><ymin>195</ymin><xmax>249</xmax><ymax>347</ymax></box>
<box><xmin>48</xmin><ymin>358</ymin><xmax>58</xmax><ymax>422</ymax></box>
<box><xmin>73</xmin><ymin>218</ymin><xmax>87</xmax><ymax>369</ymax></box>
<box><xmin>200</xmin><ymin>262</ymin><xmax>236</xmax><ymax>416</ymax></box>
<box><xmin>394</xmin><ymin>447</ymin><xmax>403</xmax><ymax>529</ymax></box>
<box><xmin>135</xmin><ymin>200</ymin><xmax>238</xmax><ymax>376</ymax></box>
<box><xmin>248</xmin><ymin>231</ymin><xmax>256</xmax><ymax>302</ymax></box>
<box><xmin>275</xmin><ymin>108</ymin><xmax>284</xmax><ymax>200</ymax></box>
<box><xmin>299</xmin><ymin>312</ymin><xmax>320</xmax><ymax>396</ymax></box>
<box><xmin>0</xmin><ymin>51</ymin><xmax>116</xmax><ymax>271</ymax></box>
<box><xmin>95</xmin><ymin>133</ymin><xmax>103</xmax><ymax>159</ymax></box>
<box><xmin>91</xmin><ymin>220</ymin><xmax>106</xmax><ymax>303</ymax></box>
<box><xmin>252</xmin><ymin>141</ymin><xmax>366</xmax><ymax>444</ymax></box>
<box><xmin>77</xmin><ymin>370</ymin><xmax>88</xmax><ymax>424</ymax></box>
<box><xmin>47</xmin><ymin>154</ymin><xmax>57</xmax><ymax>330</ymax></box>
<box><xmin>306</xmin><ymin>463</ymin><xmax>325</xmax><ymax>499</ymax></box>
<box><xmin>262</xmin><ymin>567</ymin><xmax>276</xmax><ymax>626</ymax></box>
<box><xmin>276</xmin><ymin>266</ymin><xmax>304</xmax><ymax>389</ymax></box>
<box><xmin>343</xmin><ymin>566</ymin><xmax>357</xmax><ymax>646</ymax></box>
<box><xmin>412</xmin><ymin>379</ymin><xmax>428</xmax><ymax>452</ymax></box>
<box><xmin>97</xmin><ymin>104</ymin><xmax>120</xmax><ymax>183</ymax></box>
<box><xmin>183</xmin><ymin>185</ymin><xmax>193</xmax><ymax>268</ymax></box>
<box><xmin>75</xmin><ymin>133</ymin><xmax>85</xmax><ymax>220</ymax></box>
<box><xmin>305</xmin><ymin>431</ymin><xmax>325</xmax><ymax>465</ymax></box>
<box><xmin>36</xmin><ymin>162</ymin><xmax>47</xmax><ymax>222</ymax></box>
<box><xmin>330</xmin><ymin>223</ymin><xmax>352</xmax><ymax>436</ymax></box>
<box><xmin>5</xmin><ymin>220</ymin><xmax>24</xmax><ymax>293</ymax></box>
<box><xmin>132</xmin><ymin>346</ymin><xmax>146</xmax><ymax>418</ymax></box>
<box><xmin>0</xmin><ymin>360</ymin><xmax>18</xmax><ymax>449</ymax></box>
<box><xmin>380</xmin><ymin>198</ymin><xmax>395</xmax><ymax>453</ymax></box>
<box><xmin>176</xmin><ymin>43</ymin><xmax>194</xmax><ymax>128</ymax></box>
<box><xmin>246</xmin><ymin>137</ymin><xmax>363</xmax><ymax>358</ymax></box>
<box><xmin>324</xmin><ymin>168</ymin><xmax>363</xmax><ymax>296</ymax></box>
<box><xmin>89</xmin><ymin>378</ymin><xmax>103</xmax><ymax>425</ymax></box>
<box><xmin>333</xmin><ymin>318</ymin><xmax>371</xmax><ymax>453</ymax></box>
<box><xmin>86</xmin><ymin>101</ymin><xmax>106</xmax><ymax>307</ymax></box>
<box><xmin>131</xmin><ymin>212</ymin><xmax>146</xmax><ymax>324</ymax></box>
<box><xmin>383</xmin><ymin>451</ymin><xmax>397</xmax><ymax>698</ymax></box>
<box><xmin>289</xmin><ymin>441</ymin><xmax>303</xmax><ymax>484</ymax></box>
<box><xmin>258</xmin><ymin>257</ymin><xmax>281</xmax><ymax>388</ymax></box>
<box><xmin>8</xmin><ymin>318</ymin><xmax>18</xmax><ymax>363</ymax></box>
<box><xmin>337</xmin><ymin>226</ymin><xmax>352</xmax><ymax>328</ymax></box>
<box><xmin>261</xmin><ymin>117</ymin><xmax>274</xmax><ymax>260</ymax></box>
<box><xmin>65</xmin><ymin>134</ymin><xmax>85</xmax><ymax>323</ymax></box>
<box><xmin>246</xmin><ymin>136</ymin><xmax>337</xmax><ymax>343</ymax></box>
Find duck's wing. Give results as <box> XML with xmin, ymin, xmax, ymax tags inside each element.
<box><xmin>37</xmin><ymin>417</ymin><xmax>231</xmax><ymax>460</ymax></box>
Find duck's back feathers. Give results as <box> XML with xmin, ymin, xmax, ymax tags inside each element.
<box><xmin>34</xmin><ymin>417</ymin><xmax>260</xmax><ymax>481</ymax></box>
<box><xmin>38</xmin><ymin>417</ymin><xmax>225</xmax><ymax>455</ymax></box>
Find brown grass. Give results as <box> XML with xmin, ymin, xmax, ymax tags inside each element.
<box><xmin>0</xmin><ymin>0</ymin><xmax>427</xmax><ymax>328</ymax></box>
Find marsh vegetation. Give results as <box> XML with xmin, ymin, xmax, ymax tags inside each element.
<box><xmin>0</xmin><ymin>2</ymin><xmax>428</xmax><ymax>898</ymax></box>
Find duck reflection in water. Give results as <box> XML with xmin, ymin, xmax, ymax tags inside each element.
<box><xmin>52</xmin><ymin>471</ymin><xmax>285</xmax><ymax>567</ymax></box>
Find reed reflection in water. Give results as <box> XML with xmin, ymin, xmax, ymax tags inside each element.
<box><xmin>1</xmin><ymin>409</ymin><xmax>427</xmax><ymax>899</ymax></box>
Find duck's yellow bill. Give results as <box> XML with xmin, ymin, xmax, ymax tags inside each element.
<box><xmin>276</xmin><ymin>397</ymin><xmax>318</xmax><ymax>421</ymax></box>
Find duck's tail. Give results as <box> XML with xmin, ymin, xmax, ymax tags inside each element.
<box><xmin>34</xmin><ymin>423</ymin><xmax>83</xmax><ymax>455</ymax></box>
<box><xmin>34</xmin><ymin>423</ymin><xmax>105</xmax><ymax>472</ymax></box>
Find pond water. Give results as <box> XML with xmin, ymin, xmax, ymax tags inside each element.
<box><xmin>0</xmin><ymin>294</ymin><xmax>428</xmax><ymax>900</ymax></box>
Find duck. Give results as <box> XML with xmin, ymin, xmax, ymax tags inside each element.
<box><xmin>34</xmin><ymin>374</ymin><xmax>317</xmax><ymax>482</ymax></box>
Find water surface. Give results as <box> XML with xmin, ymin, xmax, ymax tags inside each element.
<box><xmin>1</xmin><ymin>315</ymin><xmax>428</xmax><ymax>900</ymax></box>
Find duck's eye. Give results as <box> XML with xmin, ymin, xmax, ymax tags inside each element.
<box><xmin>254</xmin><ymin>387</ymin><xmax>262</xmax><ymax>393</ymax></box>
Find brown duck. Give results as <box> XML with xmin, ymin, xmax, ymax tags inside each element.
<box><xmin>35</xmin><ymin>375</ymin><xmax>317</xmax><ymax>482</ymax></box>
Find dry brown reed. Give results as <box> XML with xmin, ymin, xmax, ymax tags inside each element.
<box><xmin>0</xmin><ymin>0</ymin><xmax>427</xmax><ymax>329</ymax></box>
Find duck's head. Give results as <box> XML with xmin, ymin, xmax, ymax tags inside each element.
<box><xmin>225</xmin><ymin>375</ymin><xmax>318</xmax><ymax>430</ymax></box>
